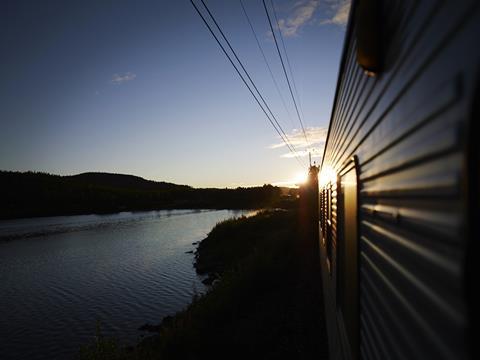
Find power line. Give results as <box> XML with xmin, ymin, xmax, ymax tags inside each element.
<box><xmin>269</xmin><ymin>0</ymin><xmax>305</xmax><ymax>121</ymax></box>
<box><xmin>194</xmin><ymin>0</ymin><xmax>304</xmax><ymax>167</ymax></box>
<box><xmin>189</xmin><ymin>0</ymin><xmax>305</xmax><ymax>167</ymax></box>
<box><xmin>197</xmin><ymin>0</ymin><xmax>300</xmax><ymax>163</ymax></box>
<box><xmin>238</xmin><ymin>0</ymin><xmax>296</xmax><ymax>131</ymax></box>
<box><xmin>262</xmin><ymin>0</ymin><xmax>309</xmax><ymax>148</ymax></box>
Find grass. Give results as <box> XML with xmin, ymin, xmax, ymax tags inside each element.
<box><xmin>79</xmin><ymin>209</ymin><xmax>328</xmax><ymax>360</ymax></box>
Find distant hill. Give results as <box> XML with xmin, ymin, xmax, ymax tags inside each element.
<box><xmin>0</xmin><ymin>171</ymin><xmax>296</xmax><ymax>219</ymax></box>
<box><xmin>67</xmin><ymin>172</ymin><xmax>191</xmax><ymax>191</ymax></box>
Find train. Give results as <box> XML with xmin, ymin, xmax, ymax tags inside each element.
<box><xmin>317</xmin><ymin>1</ymin><xmax>477</xmax><ymax>359</ymax></box>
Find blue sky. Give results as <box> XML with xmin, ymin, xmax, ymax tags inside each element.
<box><xmin>0</xmin><ymin>0</ymin><xmax>349</xmax><ymax>187</ymax></box>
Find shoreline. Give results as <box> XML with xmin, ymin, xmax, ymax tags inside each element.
<box><xmin>80</xmin><ymin>208</ymin><xmax>328</xmax><ymax>359</ymax></box>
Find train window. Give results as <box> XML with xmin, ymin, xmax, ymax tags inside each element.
<box><xmin>321</xmin><ymin>188</ymin><xmax>327</xmax><ymax>242</ymax></box>
<box><xmin>326</xmin><ymin>183</ymin><xmax>333</xmax><ymax>270</ymax></box>
<box><xmin>337</xmin><ymin>158</ymin><xmax>359</xmax><ymax>360</ymax></box>
<box><xmin>320</xmin><ymin>189</ymin><xmax>323</xmax><ymax>237</ymax></box>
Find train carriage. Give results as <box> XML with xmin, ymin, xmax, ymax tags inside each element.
<box><xmin>318</xmin><ymin>1</ymin><xmax>478</xmax><ymax>359</ymax></box>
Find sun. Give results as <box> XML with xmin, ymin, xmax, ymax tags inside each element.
<box><xmin>291</xmin><ymin>171</ymin><xmax>308</xmax><ymax>186</ymax></box>
<box><xmin>319</xmin><ymin>166</ymin><xmax>336</xmax><ymax>186</ymax></box>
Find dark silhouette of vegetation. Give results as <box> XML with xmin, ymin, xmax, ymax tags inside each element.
<box><xmin>79</xmin><ymin>320</ymin><xmax>124</xmax><ymax>360</ymax></box>
<box><xmin>0</xmin><ymin>171</ymin><xmax>297</xmax><ymax>219</ymax></box>
<box><xmin>78</xmin><ymin>209</ymin><xmax>328</xmax><ymax>359</ymax></box>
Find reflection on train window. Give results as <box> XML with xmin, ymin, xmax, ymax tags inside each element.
<box><xmin>326</xmin><ymin>183</ymin><xmax>333</xmax><ymax>271</ymax></box>
<box><xmin>321</xmin><ymin>188</ymin><xmax>327</xmax><ymax>243</ymax></box>
<box><xmin>337</xmin><ymin>161</ymin><xmax>359</xmax><ymax>360</ymax></box>
<box><xmin>320</xmin><ymin>189</ymin><xmax>323</xmax><ymax>241</ymax></box>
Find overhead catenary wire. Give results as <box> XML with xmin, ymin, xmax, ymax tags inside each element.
<box><xmin>189</xmin><ymin>0</ymin><xmax>305</xmax><ymax>168</ymax></box>
<box><xmin>238</xmin><ymin>0</ymin><xmax>296</xmax><ymax>131</ymax></box>
<box><xmin>262</xmin><ymin>0</ymin><xmax>310</xmax><ymax>148</ymax></box>
<box><xmin>196</xmin><ymin>0</ymin><xmax>304</xmax><ymax>165</ymax></box>
<box><xmin>269</xmin><ymin>0</ymin><xmax>306</xmax><ymax>121</ymax></box>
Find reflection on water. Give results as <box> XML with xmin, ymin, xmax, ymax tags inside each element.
<box><xmin>0</xmin><ymin>209</ymin><xmax>250</xmax><ymax>360</ymax></box>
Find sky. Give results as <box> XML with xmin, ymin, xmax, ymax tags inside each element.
<box><xmin>0</xmin><ymin>0</ymin><xmax>349</xmax><ymax>188</ymax></box>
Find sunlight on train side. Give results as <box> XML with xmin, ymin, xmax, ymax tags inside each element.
<box><xmin>319</xmin><ymin>166</ymin><xmax>337</xmax><ymax>186</ymax></box>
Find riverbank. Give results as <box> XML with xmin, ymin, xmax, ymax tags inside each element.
<box><xmin>79</xmin><ymin>209</ymin><xmax>328</xmax><ymax>359</ymax></box>
<box><xmin>2</xmin><ymin>209</ymin><xmax>248</xmax><ymax>360</ymax></box>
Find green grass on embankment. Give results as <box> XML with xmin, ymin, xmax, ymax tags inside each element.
<box><xmin>79</xmin><ymin>209</ymin><xmax>328</xmax><ymax>360</ymax></box>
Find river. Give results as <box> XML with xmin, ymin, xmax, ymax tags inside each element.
<box><xmin>0</xmin><ymin>209</ymin><xmax>251</xmax><ymax>360</ymax></box>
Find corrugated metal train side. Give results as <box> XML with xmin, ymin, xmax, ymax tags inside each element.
<box><xmin>318</xmin><ymin>1</ymin><xmax>479</xmax><ymax>359</ymax></box>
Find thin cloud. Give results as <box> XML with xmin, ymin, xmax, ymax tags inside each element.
<box><xmin>270</xmin><ymin>126</ymin><xmax>327</xmax><ymax>159</ymax></box>
<box><xmin>111</xmin><ymin>72</ymin><xmax>136</xmax><ymax>85</ymax></box>
<box><xmin>280</xmin><ymin>148</ymin><xmax>323</xmax><ymax>159</ymax></box>
<box><xmin>276</xmin><ymin>0</ymin><xmax>320</xmax><ymax>37</ymax></box>
<box><xmin>320</xmin><ymin>0</ymin><xmax>351</xmax><ymax>27</ymax></box>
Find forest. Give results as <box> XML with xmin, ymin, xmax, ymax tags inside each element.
<box><xmin>0</xmin><ymin>171</ymin><xmax>296</xmax><ymax>219</ymax></box>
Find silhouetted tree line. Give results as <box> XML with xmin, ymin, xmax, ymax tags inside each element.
<box><xmin>0</xmin><ymin>171</ymin><xmax>297</xmax><ymax>219</ymax></box>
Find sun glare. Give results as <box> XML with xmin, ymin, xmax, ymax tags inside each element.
<box><xmin>292</xmin><ymin>171</ymin><xmax>308</xmax><ymax>186</ymax></box>
<box><xmin>319</xmin><ymin>166</ymin><xmax>337</xmax><ymax>186</ymax></box>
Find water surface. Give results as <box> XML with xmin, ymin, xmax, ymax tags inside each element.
<box><xmin>0</xmin><ymin>209</ymin><xmax>250</xmax><ymax>360</ymax></box>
